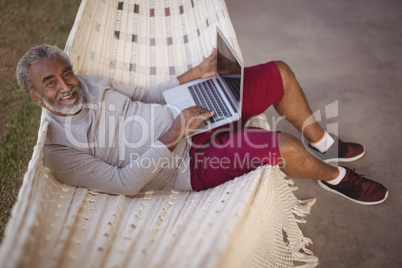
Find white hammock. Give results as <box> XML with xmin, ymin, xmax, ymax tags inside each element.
<box><xmin>0</xmin><ymin>0</ymin><xmax>318</xmax><ymax>267</ymax></box>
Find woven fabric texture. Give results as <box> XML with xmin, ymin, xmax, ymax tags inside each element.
<box><xmin>0</xmin><ymin>1</ymin><xmax>318</xmax><ymax>267</ymax></box>
<box><xmin>66</xmin><ymin>0</ymin><xmax>243</xmax><ymax>87</ymax></box>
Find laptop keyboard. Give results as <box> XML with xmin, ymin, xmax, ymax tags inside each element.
<box><xmin>189</xmin><ymin>80</ymin><xmax>233</xmax><ymax>123</ymax></box>
<box><xmin>222</xmin><ymin>77</ymin><xmax>241</xmax><ymax>102</ymax></box>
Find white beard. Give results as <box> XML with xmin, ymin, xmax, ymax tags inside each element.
<box><xmin>41</xmin><ymin>86</ymin><xmax>84</xmax><ymax>115</ymax></box>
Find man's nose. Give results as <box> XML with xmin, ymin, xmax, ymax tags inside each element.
<box><xmin>59</xmin><ymin>78</ymin><xmax>71</xmax><ymax>92</ymax></box>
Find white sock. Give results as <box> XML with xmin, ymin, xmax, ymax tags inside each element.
<box><xmin>326</xmin><ymin>166</ymin><xmax>347</xmax><ymax>185</ymax></box>
<box><xmin>310</xmin><ymin>132</ymin><xmax>335</xmax><ymax>153</ymax></box>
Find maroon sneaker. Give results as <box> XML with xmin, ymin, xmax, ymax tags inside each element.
<box><xmin>309</xmin><ymin>134</ymin><xmax>365</xmax><ymax>163</ymax></box>
<box><xmin>317</xmin><ymin>167</ymin><xmax>388</xmax><ymax>205</ymax></box>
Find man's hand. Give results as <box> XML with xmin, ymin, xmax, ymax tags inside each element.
<box><xmin>177</xmin><ymin>49</ymin><xmax>217</xmax><ymax>85</ymax></box>
<box><xmin>159</xmin><ymin>106</ymin><xmax>214</xmax><ymax>151</ymax></box>
<box><xmin>197</xmin><ymin>48</ymin><xmax>217</xmax><ymax>79</ymax></box>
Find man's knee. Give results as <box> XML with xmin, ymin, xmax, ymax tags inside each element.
<box><xmin>277</xmin><ymin>132</ymin><xmax>303</xmax><ymax>155</ymax></box>
<box><xmin>275</xmin><ymin>60</ymin><xmax>295</xmax><ymax>81</ymax></box>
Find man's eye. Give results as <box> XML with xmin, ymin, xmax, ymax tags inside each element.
<box><xmin>64</xmin><ymin>71</ymin><xmax>73</xmax><ymax>78</ymax></box>
<box><xmin>47</xmin><ymin>81</ymin><xmax>55</xmax><ymax>86</ymax></box>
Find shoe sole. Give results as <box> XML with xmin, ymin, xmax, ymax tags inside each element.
<box><xmin>317</xmin><ymin>180</ymin><xmax>389</xmax><ymax>205</ymax></box>
<box><xmin>322</xmin><ymin>146</ymin><xmax>366</xmax><ymax>164</ymax></box>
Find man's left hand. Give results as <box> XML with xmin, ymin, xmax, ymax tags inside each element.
<box><xmin>177</xmin><ymin>49</ymin><xmax>216</xmax><ymax>85</ymax></box>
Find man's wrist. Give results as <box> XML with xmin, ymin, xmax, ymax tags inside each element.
<box><xmin>177</xmin><ymin>66</ymin><xmax>201</xmax><ymax>85</ymax></box>
<box><xmin>159</xmin><ymin>128</ymin><xmax>182</xmax><ymax>151</ymax></box>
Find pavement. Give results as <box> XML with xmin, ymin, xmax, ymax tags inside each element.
<box><xmin>227</xmin><ymin>0</ymin><xmax>402</xmax><ymax>267</ymax></box>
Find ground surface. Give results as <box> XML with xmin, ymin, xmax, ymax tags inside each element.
<box><xmin>227</xmin><ymin>0</ymin><xmax>402</xmax><ymax>267</ymax></box>
<box><xmin>0</xmin><ymin>0</ymin><xmax>81</xmax><ymax>241</ymax></box>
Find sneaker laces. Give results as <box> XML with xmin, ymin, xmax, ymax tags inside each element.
<box><xmin>346</xmin><ymin>169</ymin><xmax>367</xmax><ymax>190</ymax></box>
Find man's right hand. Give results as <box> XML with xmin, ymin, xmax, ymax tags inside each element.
<box><xmin>159</xmin><ymin>106</ymin><xmax>214</xmax><ymax>151</ymax></box>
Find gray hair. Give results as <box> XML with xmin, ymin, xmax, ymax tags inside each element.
<box><xmin>16</xmin><ymin>44</ymin><xmax>72</xmax><ymax>93</ymax></box>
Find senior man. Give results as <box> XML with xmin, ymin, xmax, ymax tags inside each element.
<box><xmin>16</xmin><ymin>44</ymin><xmax>388</xmax><ymax>205</ymax></box>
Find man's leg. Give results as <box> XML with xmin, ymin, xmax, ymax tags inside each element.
<box><xmin>277</xmin><ymin>132</ymin><xmax>388</xmax><ymax>205</ymax></box>
<box><xmin>273</xmin><ymin>61</ymin><xmax>365</xmax><ymax>163</ymax></box>
<box><xmin>191</xmin><ymin>61</ymin><xmax>387</xmax><ymax>204</ymax></box>
<box><xmin>191</xmin><ymin>127</ymin><xmax>336</xmax><ymax>183</ymax></box>
<box><xmin>273</xmin><ymin>61</ymin><xmax>324</xmax><ymax>143</ymax></box>
<box><xmin>190</xmin><ymin>128</ymin><xmax>388</xmax><ymax>205</ymax></box>
<box><xmin>277</xmin><ymin>132</ymin><xmax>338</xmax><ymax>180</ymax></box>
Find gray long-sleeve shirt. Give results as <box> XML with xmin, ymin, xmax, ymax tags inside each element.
<box><xmin>43</xmin><ymin>74</ymin><xmax>192</xmax><ymax>196</ymax></box>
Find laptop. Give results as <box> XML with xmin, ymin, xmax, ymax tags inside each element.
<box><xmin>163</xmin><ymin>27</ymin><xmax>244</xmax><ymax>136</ymax></box>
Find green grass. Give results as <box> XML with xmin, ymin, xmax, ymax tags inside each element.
<box><xmin>0</xmin><ymin>95</ymin><xmax>42</xmax><ymax>239</ymax></box>
<box><xmin>0</xmin><ymin>0</ymin><xmax>81</xmax><ymax>242</ymax></box>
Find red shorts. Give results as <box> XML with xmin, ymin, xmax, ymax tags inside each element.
<box><xmin>190</xmin><ymin>61</ymin><xmax>284</xmax><ymax>191</ymax></box>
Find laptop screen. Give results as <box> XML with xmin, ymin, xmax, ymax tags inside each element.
<box><xmin>216</xmin><ymin>30</ymin><xmax>242</xmax><ymax>110</ymax></box>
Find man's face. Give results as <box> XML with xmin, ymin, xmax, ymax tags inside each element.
<box><xmin>28</xmin><ymin>56</ymin><xmax>84</xmax><ymax>116</ymax></box>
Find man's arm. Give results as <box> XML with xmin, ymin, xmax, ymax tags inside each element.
<box><xmin>160</xmin><ymin>49</ymin><xmax>217</xmax><ymax>150</ymax></box>
<box><xmin>44</xmin><ymin>104</ymin><xmax>212</xmax><ymax>195</ymax></box>
<box><xmin>177</xmin><ymin>49</ymin><xmax>216</xmax><ymax>85</ymax></box>
<box><xmin>44</xmin><ymin>141</ymin><xmax>174</xmax><ymax>196</ymax></box>
<box><xmin>109</xmin><ymin>49</ymin><xmax>217</xmax><ymax>103</ymax></box>
<box><xmin>159</xmin><ymin>106</ymin><xmax>214</xmax><ymax>151</ymax></box>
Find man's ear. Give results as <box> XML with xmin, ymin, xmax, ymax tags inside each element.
<box><xmin>27</xmin><ymin>90</ymin><xmax>43</xmax><ymax>106</ymax></box>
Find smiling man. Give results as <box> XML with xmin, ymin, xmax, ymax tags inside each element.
<box><xmin>16</xmin><ymin>44</ymin><xmax>388</xmax><ymax>205</ymax></box>
<box><xmin>27</xmin><ymin>55</ymin><xmax>84</xmax><ymax>116</ymax></box>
